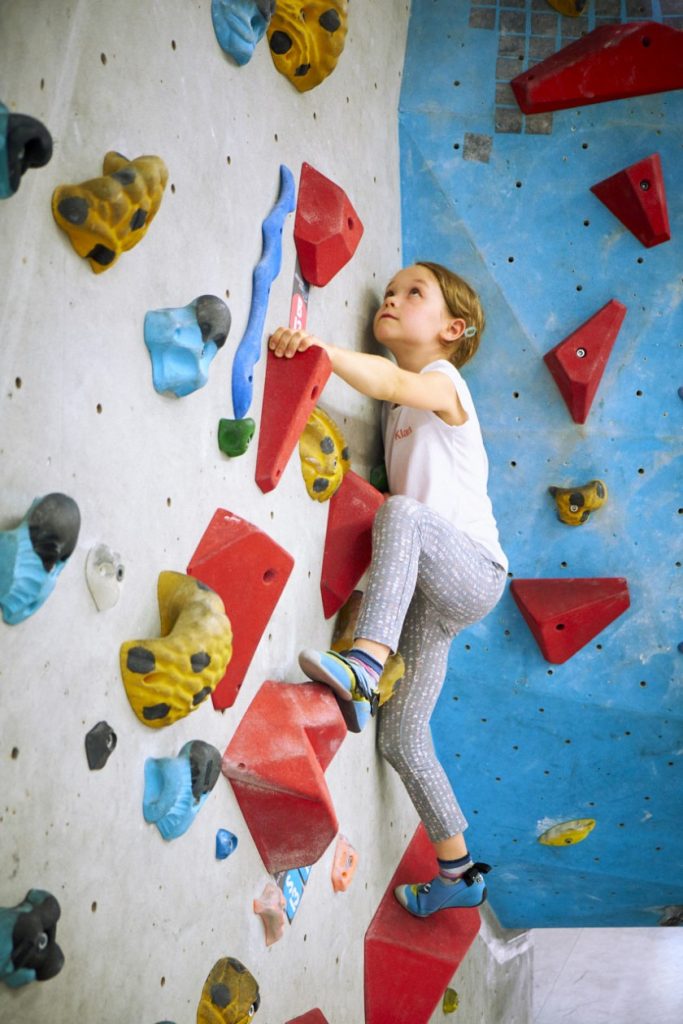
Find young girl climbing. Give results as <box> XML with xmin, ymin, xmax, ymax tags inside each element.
<box><xmin>268</xmin><ymin>262</ymin><xmax>508</xmax><ymax>917</ymax></box>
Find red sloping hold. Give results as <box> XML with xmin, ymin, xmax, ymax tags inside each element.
<box><xmin>543</xmin><ymin>299</ymin><xmax>627</xmax><ymax>423</ymax></box>
<box><xmin>294</xmin><ymin>162</ymin><xmax>364</xmax><ymax>287</ymax></box>
<box><xmin>511</xmin><ymin>22</ymin><xmax>683</xmax><ymax>114</ymax></box>
<box><xmin>255</xmin><ymin>346</ymin><xmax>332</xmax><ymax>493</ymax></box>
<box><xmin>285</xmin><ymin>1012</ymin><xmax>329</xmax><ymax>1024</ymax></box>
<box><xmin>187</xmin><ymin>509</ymin><xmax>294</xmax><ymax>709</ymax></box>
<box><xmin>510</xmin><ymin>577</ymin><xmax>630</xmax><ymax>664</ymax></box>
<box><xmin>591</xmin><ymin>153</ymin><xmax>671</xmax><ymax>249</ymax></box>
<box><xmin>222</xmin><ymin>681</ymin><xmax>346</xmax><ymax>873</ymax></box>
<box><xmin>320</xmin><ymin>471</ymin><xmax>385</xmax><ymax>619</ymax></box>
<box><xmin>365</xmin><ymin>824</ymin><xmax>481</xmax><ymax>1024</ymax></box>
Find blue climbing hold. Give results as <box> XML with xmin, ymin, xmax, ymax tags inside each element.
<box><xmin>215</xmin><ymin>828</ymin><xmax>238</xmax><ymax>860</ymax></box>
<box><xmin>231</xmin><ymin>164</ymin><xmax>296</xmax><ymax>419</ymax></box>
<box><xmin>143</xmin><ymin>740</ymin><xmax>221</xmax><ymax>841</ymax></box>
<box><xmin>211</xmin><ymin>0</ymin><xmax>275</xmax><ymax>66</ymax></box>
<box><xmin>144</xmin><ymin>295</ymin><xmax>231</xmax><ymax>398</ymax></box>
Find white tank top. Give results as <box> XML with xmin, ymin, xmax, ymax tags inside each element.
<box><xmin>382</xmin><ymin>359</ymin><xmax>508</xmax><ymax>571</ymax></box>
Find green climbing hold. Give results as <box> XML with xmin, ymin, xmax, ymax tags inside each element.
<box><xmin>370</xmin><ymin>463</ymin><xmax>389</xmax><ymax>494</ymax></box>
<box><xmin>442</xmin><ymin>987</ymin><xmax>459</xmax><ymax>1014</ymax></box>
<box><xmin>218</xmin><ymin>418</ymin><xmax>255</xmax><ymax>457</ymax></box>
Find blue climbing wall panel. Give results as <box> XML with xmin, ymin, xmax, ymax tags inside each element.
<box><xmin>400</xmin><ymin>0</ymin><xmax>682</xmax><ymax>928</ymax></box>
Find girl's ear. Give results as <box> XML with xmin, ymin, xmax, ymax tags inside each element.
<box><xmin>440</xmin><ymin>317</ymin><xmax>466</xmax><ymax>343</ymax></box>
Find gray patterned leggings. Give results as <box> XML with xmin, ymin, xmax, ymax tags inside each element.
<box><xmin>355</xmin><ymin>495</ymin><xmax>506</xmax><ymax>842</ymax></box>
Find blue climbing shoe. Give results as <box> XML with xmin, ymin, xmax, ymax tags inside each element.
<box><xmin>394</xmin><ymin>863</ymin><xmax>491</xmax><ymax>917</ymax></box>
<box><xmin>298</xmin><ymin>648</ymin><xmax>379</xmax><ymax>733</ymax></box>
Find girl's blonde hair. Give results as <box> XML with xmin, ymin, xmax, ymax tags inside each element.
<box><xmin>417</xmin><ymin>260</ymin><xmax>485</xmax><ymax>368</ymax></box>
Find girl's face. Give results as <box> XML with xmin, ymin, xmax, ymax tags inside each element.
<box><xmin>373</xmin><ymin>265</ymin><xmax>460</xmax><ymax>357</ymax></box>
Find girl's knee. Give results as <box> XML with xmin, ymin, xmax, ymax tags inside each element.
<box><xmin>374</xmin><ymin>494</ymin><xmax>422</xmax><ymax>533</ymax></box>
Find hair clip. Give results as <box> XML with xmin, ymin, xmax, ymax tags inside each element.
<box><xmin>463</xmin><ymin>325</ymin><xmax>477</xmax><ymax>338</ymax></box>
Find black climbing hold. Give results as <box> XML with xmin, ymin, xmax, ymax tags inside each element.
<box><xmin>295</xmin><ymin>63</ymin><xmax>311</xmax><ymax>76</ymax></box>
<box><xmin>191</xmin><ymin>651</ymin><xmax>211</xmax><ymax>672</ymax></box>
<box><xmin>28</xmin><ymin>493</ymin><xmax>81</xmax><ymax>571</ymax></box>
<box><xmin>85</xmin><ymin>721</ymin><xmax>117</xmax><ymax>770</ymax></box>
<box><xmin>126</xmin><ymin>646</ymin><xmax>156</xmax><ymax>673</ymax></box>
<box><xmin>319</xmin><ymin>9</ymin><xmax>341</xmax><ymax>31</ymax></box>
<box><xmin>195</xmin><ymin>294</ymin><xmax>231</xmax><ymax>349</ymax></box>
<box><xmin>313</xmin><ymin>478</ymin><xmax>329</xmax><ymax>493</ymax></box>
<box><xmin>87</xmin><ymin>243</ymin><xmax>116</xmax><ymax>266</ymax></box>
<box><xmin>143</xmin><ymin>703</ymin><xmax>171</xmax><ymax>720</ymax></box>
<box><xmin>192</xmin><ymin>686</ymin><xmax>212</xmax><ymax>706</ymax></box>
<box><xmin>188</xmin><ymin>740</ymin><xmax>221</xmax><ymax>799</ymax></box>
<box><xmin>270</xmin><ymin>30</ymin><xmax>292</xmax><ymax>54</ymax></box>
<box><xmin>129</xmin><ymin>208</ymin><xmax>148</xmax><ymax>231</ymax></box>
<box><xmin>57</xmin><ymin>195</ymin><xmax>89</xmax><ymax>225</ymax></box>
<box><xmin>320</xmin><ymin>436</ymin><xmax>335</xmax><ymax>454</ymax></box>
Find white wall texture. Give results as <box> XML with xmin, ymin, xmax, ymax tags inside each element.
<box><xmin>0</xmin><ymin>3</ymin><xmax>532</xmax><ymax>1022</ymax></box>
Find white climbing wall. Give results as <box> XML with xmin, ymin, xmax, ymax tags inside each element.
<box><xmin>0</xmin><ymin>3</ymin><xmax>534</xmax><ymax>1022</ymax></box>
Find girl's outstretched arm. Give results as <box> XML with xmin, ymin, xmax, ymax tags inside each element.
<box><xmin>268</xmin><ymin>327</ymin><xmax>467</xmax><ymax>424</ymax></box>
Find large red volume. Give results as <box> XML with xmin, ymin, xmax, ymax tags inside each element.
<box><xmin>320</xmin><ymin>471</ymin><xmax>385</xmax><ymax>619</ymax></box>
<box><xmin>187</xmin><ymin>509</ymin><xmax>294</xmax><ymax>709</ymax></box>
<box><xmin>511</xmin><ymin>22</ymin><xmax>683</xmax><ymax>114</ymax></box>
<box><xmin>294</xmin><ymin>162</ymin><xmax>364</xmax><ymax>287</ymax></box>
<box><xmin>364</xmin><ymin>824</ymin><xmax>481</xmax><ymax>1024</ymax></box>
<box><xmin>222</xmin><ymin>681</ymin><xmax>346</xmax><ymax>873</ymax></box>
<box><xmin>285</xmin><ymin>1012</ymin><xmax>329</xmax><ymax>1024</ymax></box>
<box><xmin>255</xmin><ymin>346</ymin><xmax>332</xmax><ymax>493</ymax></box>
<box><xmin>543</xmin><ymin>299</ymin><xmax>627</xmax><ymax>423</ymax></box>
<box><xmin>510</xmin><ymin>577</ymin><xmax>630</xmax><ymax>664</ymax></box>
<box><xmin>591</xmin><ymin>153</ymin><xmax>671</xmax><ymax>249</ymax></box>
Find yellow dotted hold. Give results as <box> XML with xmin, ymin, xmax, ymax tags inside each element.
<box><xmin>120</xmin><ymin>572</ymin><xmax>232</xmax><ymax>729</ymax></box>
<box><xmin>196</xmin><ymin>957</ymin><xmax>260</xmax><ymax>1024</ymax></box>
<box><xmin>548</xmin><ymin>479</ymin><xmax>607</xmax><ymax>526</ymax></box>
<box><xmin>52</xmin><ymin>151</ymin><xmax>168</xmax><ymax>273</ymax></box>
<box><xmin>267</xmin><ymin>0</ymin><xmax>348</xmax><ymax>93</ymax></box>
<box><xmin>538</xmin><ymin>818</ymin><xmax>596</xmax><ymax>846</ymax></box>
<box><xmin>299</xmin><ymin>406</ymin><xmax>350</xmax><ymax>501</ymax></box>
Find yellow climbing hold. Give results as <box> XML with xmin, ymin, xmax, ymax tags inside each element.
<box><xmin>52</xmin><ymin>151</ymin><xmax>168</xmax><ymax>273</ymax></box>
<box><xmin>267</xmin><ymin>0</ymin><xmax>348</xmax><ymax>93</ymax></box>
<box><xmin>442</xmin><ymin>987</ymin><xmax>460</xmax><ymax>1014</ymax></box>
<box><xmin>331</xmin><ymin>589</ymin><xmax>403</xmax><ymax>706</ymax></box>
<box><xmin>548</xmin><ymin>479</ymin><xmax>607</xmax><ymax>526</ymax></box>
<box><xmin>538</xmin><ymin>818</ymin><xmax>596</xmax><ymax>846</ymax></box>
<box><xmin>120</xmin><ymin>571</ymin><xmax>232</xmax><ymax>729</ymax></box>
<box><xmin>196</xmin><ymin>956</ymin><xmax>260</xmax><ymax>1024</ymax></box>
<box><xmin>299</xmin><ymin>406</ymin><xmax>350</xmax><ymax>502</ymax></box>
<box><xmin>545</xmin><ymin>0</ymin><xmax>587</xmax><ymax>16</ymax></box>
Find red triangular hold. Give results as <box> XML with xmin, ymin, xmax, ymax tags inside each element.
<box><xmin>510</xmin><ymin>577</ymin><xmax>630</xmax><ymax>664</ymax></box>
<box><xmin>320</xmin><ymin>471</ymin><xmax>384</xmax><ymax>619</ymax></box>
<box><xmin>511</xmin><ymin>21</ymin><xmax>683</xmax><ymax>114</ymax></box>
<box><xmin>294</xmin><ymin>162</ymin><xmax>364</xmax><ymax>287</ymax></box>
<box><xmin>255</xmin><ymin>346</ymin><xmax>332</xmax><ymax>493</ymax></box>
<box><xmin>591</xmin><ymin>153</ymin><xmax>670</xmax><ymax>248</ymax></box>
<box><xmin>364</xmin><ymin>824</ymin><xmax>480</xmax><ymax>1024</ymax></box>
<box><xmin>187</xmin><ymin>509</ymin><xmax>294</xmax><ymax>709</ymax></box>
<box><xmin>543</xmin><ymin>299</ymin><xmax>627</xmax><ymax>423</ymax></box>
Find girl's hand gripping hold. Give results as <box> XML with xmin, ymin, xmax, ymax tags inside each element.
<box><xmin>268</xmin><ymin>326</ymin><xmax>328</xmax><ymax>359</ymax></box>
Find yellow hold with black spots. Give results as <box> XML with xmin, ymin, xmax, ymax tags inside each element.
<box><xmin>196</xmin><ymin>957</ymin><xmax>260</xmax><ymax>1024</ymax></box>
<box><xmin>299</xmin><ymin>406</ymin><xmax>350</xmax><ymax>501</ymax></box>
<box><xmin>119</xmin><ymin>571</ymin><xmax>232</xmax><ymax>729</ymax></box>
<box><xmin>548</xmin><ymin>479</ymin><xmax>607</xmax><ymax>526</ymax></box>
<box><xmin>52</xmin><ymin>151</ymin><xmax>167</xmax><ymax>273</ymax></box>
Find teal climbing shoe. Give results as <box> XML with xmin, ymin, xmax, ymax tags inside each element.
<box><xmin>394</xmin><ymin>863</ymin><xmax>491</xmax><ymax>917</ymax></box>
<box><xmin>298</xmin><ymin>648</ymin><xmax>379</xmax><ymax>733</ymax></box>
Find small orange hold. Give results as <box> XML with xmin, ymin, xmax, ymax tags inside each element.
<box><xmin>253</xmin><ymin>881</ymin><xmax>287</xmax><ymax>946</ymax></box>
<box><xmin>331</xmin><ymin>833</ymin><xmax>358</xmax><ymax>892</ymax></box>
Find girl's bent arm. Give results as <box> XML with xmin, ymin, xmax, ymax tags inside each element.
<box><xmin>268</xmin><ymin>327</ymin><xmax>467</xmax><ymax>424</ymax></box>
